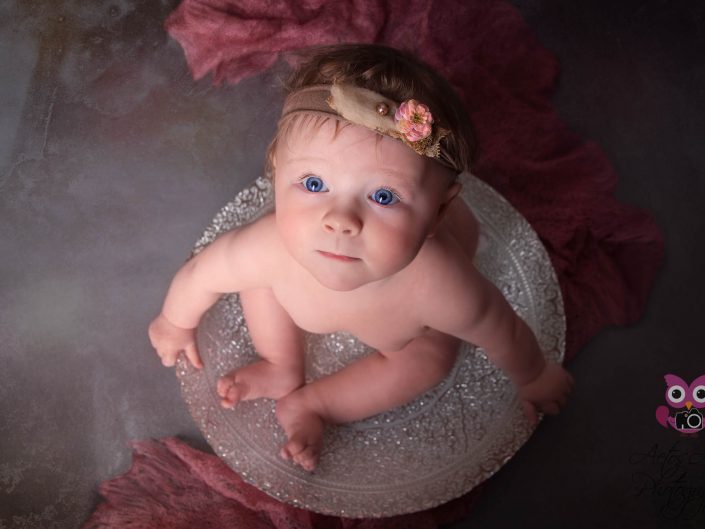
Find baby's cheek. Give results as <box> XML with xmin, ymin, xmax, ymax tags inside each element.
<box><xmin>282</xmin><ymin>224</ymin><xmax>307</xmax><ymax>254</ymax></box>
<box><xmin>275</xmin><ymin>209</ymin><xmax>304</xmax><ymax>249</ymax></box>
<box><xmin>369</xmin><ymin>228</ymin><xmax>423</xmax><ymax>269</ymax></box>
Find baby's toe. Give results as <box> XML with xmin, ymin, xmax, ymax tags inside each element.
<box><xmin>220</xmin><ymin>384</ymin><xmax>244</xmax><ymax>409</ymax></box>
<box><xmin>216</xmin><ymin>376</ymin><xmax>233</xmax><ymax>397</ymax></box>
<box><xmin>294</xmin><ymin>446</ymin><xmax>319</xmax><ymax>472</ymax></box>
<box><xmin>281</xmin><ymin>438</ymin><xmax>306</xmax><ymax>460</ymax></box>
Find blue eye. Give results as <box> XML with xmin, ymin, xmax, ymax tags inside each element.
<box><xmin>370</xmin><ymin>188</ymin><xmax>399</xmax><ymax>206</ymax></box>
<box><xmin>302</xmin><ymin>176</ymin><xmax>327</xmax><ymax>193</ymax></box>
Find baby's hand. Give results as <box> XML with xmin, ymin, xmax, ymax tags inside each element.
<box><xmin>516</xmin><ymin>362</ymin><xmax>573</xmax><ymax>425</ymax></box>
<box><xmin>148</xmin><ymin>313</ymin><xmax>203</xmax><ymax>369</ymax></box>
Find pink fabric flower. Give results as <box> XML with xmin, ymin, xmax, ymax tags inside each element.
<box><xmin>394</xmin><ymin>99</ymin><xmax>434</xmax><ymax>142</ymax></box>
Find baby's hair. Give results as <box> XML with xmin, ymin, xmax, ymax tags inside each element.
<box><xmin>265</xmin><ymin>43</ymin><xmax>477</xmax><ymax>178</ymax></box>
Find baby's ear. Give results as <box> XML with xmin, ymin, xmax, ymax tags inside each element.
<box><xmin>443</xmin><ymin>181</ymin><xmax>462</xmax><ymax>205</ymax></box>
<box><xmin>265</xmin><ymin>153</ymin><xmax>277</xmax><ymax>180</ymax></box>
<box><xmin>264</xmin><ymin>137</ymin><xmax>278</xmax><ymax>179</ymax></box>
<box><xmin>428</xmin><ymin>181</ymin><xmax>462</xmax><ymax>237</ymax></box>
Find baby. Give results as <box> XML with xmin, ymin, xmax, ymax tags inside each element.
<box><xmin>148</xmin><ymin>44</ymin><xmax>573</xmax><ymax>472</ymax></box>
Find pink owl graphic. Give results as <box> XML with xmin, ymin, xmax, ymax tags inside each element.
<box><xmin>655</xmin><ymin>374</ymin><xmax>705</xmax><ymax>434</ymax></box>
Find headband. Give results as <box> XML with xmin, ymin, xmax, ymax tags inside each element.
<box><xmin>280</xmin><ymin>84</ymin><xmax>460</xmax><ymax>173</ymax></box>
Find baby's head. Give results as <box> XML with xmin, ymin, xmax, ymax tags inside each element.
<box><xmin>268</xmin><ymin>44</ymin><xmax>477</xmax><ymax>291</ymax></box>
<box><xmin>266</xmin><ymin>43</ymin><xmax>476</xmax><ymax>179</ymax></box>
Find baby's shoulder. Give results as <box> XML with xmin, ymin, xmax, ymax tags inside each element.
<box><xmin>241</xmin><ymin>211</ymin><xmax>277</xmax><ymax>234</ymax></box>
<box><xmin>246</xmin><ymin>212</ymin><xmax>292</xmax><ymax>259</ymax></box>
<box><xmin>223</xmin><ymin>212</ymin><xmax>288</xmax><ymax>277</ymax></box>
<box><xmin>221</xmin><ymin>212</ymin><xmax>271</xmax><ymax>253</ymax></box>
<box><xmin>403</xmin><ymin>233</ymin><xmax>484</xmax><ymax>323</ymax></box>
<box><xmin>411</xmin><ymin>234</ymin><xmax>474</xmax><ymax>289</ymax></box>
<box><xmin>414</xmin><ymin>199</ymin><xmax>481</xmax><ymax>290</ymax></box>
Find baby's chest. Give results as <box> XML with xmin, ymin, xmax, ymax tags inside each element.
<box><xmin>272</xmin><ymin>284</ymin><xmax>425</xmax><ymax>353</ymax></box>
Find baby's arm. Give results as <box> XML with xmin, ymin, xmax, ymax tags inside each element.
<box><xmin>427</xmin><ymin>263</ymin><xmax>573</xmax><ymax>423</ymax></box>
<box><xmin>148</xmin><ymin>215</ymin><xmax>275</xmax><ymax>368</ymax></box>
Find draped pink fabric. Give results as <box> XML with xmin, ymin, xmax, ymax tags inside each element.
<box><xmin>83</xmin><ymin>0</ymin><xmax>664</xmax><ymax>526</ymax></box>
<box><xmin>81</xmin><ymin>438</ymin><xmax>480</xmax><ymax>528</ymax></box>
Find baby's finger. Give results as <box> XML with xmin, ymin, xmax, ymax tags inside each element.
<box><xmin>160</xmin><ymin>352</ymin><xmax>176</xmax><ymax>367</ymax></box>
<box><xmin>184</xmin><ymin>343</ymin><xmax>203</xmax><ymax>369</ymax></box>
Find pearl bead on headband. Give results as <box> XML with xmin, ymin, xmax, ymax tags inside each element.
<box><xmin>280</xmin><ymin>84</ymin><xmax>459</xmax><ymax>173</ymax></box>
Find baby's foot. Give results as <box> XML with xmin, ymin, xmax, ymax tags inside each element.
<box><xmin>217</xmin><ymin>360</ymin><xmax>304</xmax><ymax>409</ymax></box>
<box><xmin>275</xmin><ymin>393</ymin><xmax>324</xmax><ymax>472</ymax></box>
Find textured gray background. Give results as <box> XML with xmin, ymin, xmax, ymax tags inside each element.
<box><xmin>1</xmin><ymin>1</ymin><xmax>703</xmax><ymax>528</ymax></box>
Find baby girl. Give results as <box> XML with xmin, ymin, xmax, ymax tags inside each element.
<box><xmin>148</xmin><ymin>44</ymin><xmax>573</xmax><ymax>472</ymax></box>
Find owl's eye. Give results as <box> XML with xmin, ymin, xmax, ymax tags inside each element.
<box><xmin>693</xmin><ymin>385</ymin><xmax>705</xmax><ymax>404</ymax></box>
<box><xmin>668</xmin><ymin>385</ymin><xmax>686</xmax><ymax>403</ymax></box>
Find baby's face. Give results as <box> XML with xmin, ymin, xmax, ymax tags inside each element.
<box><xmin>273</xmin><ymin>118</ymin><xmax>457</xmax><ymax>291</ymax></box>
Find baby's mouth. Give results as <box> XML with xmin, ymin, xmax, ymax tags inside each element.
<box><xmin>317</xmin><ymin>250</ymin><xmax>360</xmax><ymax>262</ymax></box>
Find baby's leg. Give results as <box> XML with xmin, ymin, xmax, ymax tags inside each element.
<box><xmin>217</xmin><ymin>288</ymin><xmax>305</xmax><ymax>408</ymax></box>
<box><xmin>275</xmin><ymin>330</ymin><xmax>460</xmax><ymax>471</ymax></box>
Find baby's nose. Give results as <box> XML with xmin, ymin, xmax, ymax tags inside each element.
<box><xmin>322</xmin><ymin>208</ymin><xmax>362</xmax><ymax>236</ymax></box>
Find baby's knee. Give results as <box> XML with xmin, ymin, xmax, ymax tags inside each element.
<box><xmin>383</xmin><ymin>333</ymin><xmax>460</xmax><ymax>382</ymax></box>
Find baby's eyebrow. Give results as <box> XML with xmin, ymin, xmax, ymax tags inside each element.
<box><xmin>287</xmin><ymin>154</ymin><xmax>329</xmax><ymax>163</ymax></box>
<box><xmin>375</xmin><ymin>168</ymin><xmax>421</xmax><ymax>189</ymax></box>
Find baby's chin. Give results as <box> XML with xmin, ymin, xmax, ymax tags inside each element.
<box><xmin>308</xmin><ymin>269</ymin><xmax>374</xmax><ymax>292</ymax></box>
<box><xmin>300</xmin><ymin>260</ymin><xmax>389</xmax><ymax>292</ymax></box>
<box><xmin>301</xmin><ymin>252</ymin><xmax>420</xmax><ymax>292</ymax></box>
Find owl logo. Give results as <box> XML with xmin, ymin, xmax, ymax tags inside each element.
<box><xmin>655</xmin><ymin>374</ymin><xmax>705</xmax><ymax>434</ymax></box>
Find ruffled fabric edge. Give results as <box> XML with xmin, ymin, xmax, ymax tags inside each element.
<box><xmin>80</xmin><ymin>437</ymin><xmax>483</xmax><ymax>529</ymax></box>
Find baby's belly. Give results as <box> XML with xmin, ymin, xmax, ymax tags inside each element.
<box><xmin>285</xmin><ymin>304</ymin><xmax>422</xmax><ymax>353</ymax></box>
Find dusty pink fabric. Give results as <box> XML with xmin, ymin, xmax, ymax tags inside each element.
<box><xmin>164</xmin><ymin>0</ymin><xmax>664</xmax><ymax>359</ymax></box>
<box><xmin>82</xmin><ymin>0</ymin><xmax>664</xmax><ymax>526</ymax></box>
<box><xmin>80</xmin><ymin>438</ymin><xmax>481</xmax><ymax>528</ymax></box>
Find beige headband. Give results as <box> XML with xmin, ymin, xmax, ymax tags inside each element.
<box><xmin>280</xmin><ymin>84</ymin><xmax>459</xmax><ymax>173</ymax></box>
